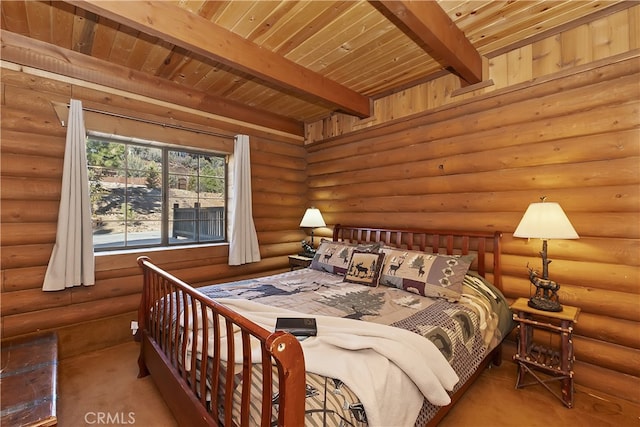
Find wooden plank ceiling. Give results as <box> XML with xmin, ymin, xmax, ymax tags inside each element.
<box><xmin>0</xmin><ymin>0</ymin><xmax>627</xmax><ymax>136</ymax></box>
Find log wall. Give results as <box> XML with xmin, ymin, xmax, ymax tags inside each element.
<box><xmin>303</xmin><ymin>8</ymin><xmax>640</xmax><ymax>403</ymax></box>
<box><xmin>0</xmin><ymin>66</ymin><xmax>307</xmax><ymax>358</ymax></box>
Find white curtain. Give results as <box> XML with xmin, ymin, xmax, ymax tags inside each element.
<box><xmin>43</xmin><ymin>99</ymin><xmax>95</xmax><ymax>291</ymax></box>
<box><xmin>228</xmin><ymin>134</ymin><xmax>261</xmax><ymax>265</ymax></box>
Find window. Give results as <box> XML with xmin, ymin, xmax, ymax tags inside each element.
<box><xmin>87</xmin><ymin>132</ymin><xmax>227</xmax><ymax>251</ymax></box>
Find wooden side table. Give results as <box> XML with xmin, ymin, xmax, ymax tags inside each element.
<box><xmin>288</xmin><ymin>254</ymin><xmax>313</xmax><ymax>270</ymax></box>
<box><xmin>511</xmin><ymin>297</ymin><xmax>580</xmax><ymax>408</ymax></box>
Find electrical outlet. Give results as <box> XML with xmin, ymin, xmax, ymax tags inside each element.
<box><xmin>130</xmin><ymin>321</ymin><xmax>138</xmax><ymax>335</ymax></box>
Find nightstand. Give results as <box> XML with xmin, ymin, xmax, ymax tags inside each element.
<box><xmin>511</xmin><ymin>297</ymin><xmax>580</xmax><ymax>408</ymax></box>
<box><xmin>288</xmin><ymin>254</ymin><xmax>313</xmax><ymax>270</ymax></box>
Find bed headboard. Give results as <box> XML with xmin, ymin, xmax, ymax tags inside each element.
<box><xmin>332</xmin><ymin>224</ymin><xmax>503</xmax><ymax>291</ymax></box>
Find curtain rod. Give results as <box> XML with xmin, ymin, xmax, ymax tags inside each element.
<box><xmin>56</xmin><ymin>102</ymin><xmax>235</xmax><ymax>140</ymax></box>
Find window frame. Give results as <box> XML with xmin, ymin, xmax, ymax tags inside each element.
<box><xmin>87</xmin><ymin>131</ymin><xmax>228</xmax><ymax>252</ymax></box>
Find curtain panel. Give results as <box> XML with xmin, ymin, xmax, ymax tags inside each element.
<box><xmin>43</xmin><ymin>99</ymin><xmax>95</xmax><ymax>291</ymax></box>
<box><xmin>228</xmin><ymin>135</ymin><xmax>261</xmax><ymax>265</ymax></box>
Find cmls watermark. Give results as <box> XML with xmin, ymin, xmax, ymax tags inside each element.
<box><xmin>84</xmin><ymin>412</ymin><xmax>136</xmax><ymax>425</ymax></box>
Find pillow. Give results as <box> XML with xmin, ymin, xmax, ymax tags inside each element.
<box><xmin>310</xmin><ymin>239</ymin><xmax>381</xmax><ymax>275</ymax></box>
<box><xmin>380</xmin><ymin>247</ymin><xmax>475</xmax><ymax>301</ymax></box>
<box><xmin>343</xmin><ymin>250</ymin><xmax>386</xmax><ymax>287</ymax></box>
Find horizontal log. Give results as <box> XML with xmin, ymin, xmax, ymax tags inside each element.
<box><xmin>69</xmin><ymin>276</ymin><xmax>142</xmax><ymax>304</ymax></box>
<box><xmin>1</xmin><ymin>265</ymin><xmax>47</xmax><ymax>292</ymax></box>
<box><xmin>0</xmin><ymin>200</ymin><xmax>60</xmax><ymax>223</ymax></box>
<box><xmin>502</xmin><ymin>254</ymin><xmax>639</xmax><ymax>294</ymax></box>
<box><xmin>251</xmin><ymin>151</ymin><xmax>306</xmax><ymax>171</ymax></box>
<box><xmin>577</xmin><ymin>364</ymin><xmax>640</xmax><ymax>404</ymax></box>
<box><xmin>1</xmin><ymin>287</ymin><xmax>71</xmax><ymax>316</ymax></box>
<box><xmin>0</xmin><ymin>176</ymin><xmax>61</xmax><ymax>201</ymax></box>
<box><xmin>253</xmin><ymin>194</ymin><xmax>307</xmax><ymax>210</ymax></box>
<box><xmin>2</xmin><ymin>264</ymin><xmax>148</xmax><ymax>294</ymax></box>
<box><xmin>319</xmin><ymin>185</ymin><xmax>640</xmax><ymax>215</ymax></box>
<box><xmin>559</xmin><ymin>285</ymin><xmax>640</xmax><ymax>323</ymax></box>
<box><xmin>0</xmin><ymin>222</ymin><xmax>56</xmax><ymax>246</ymax></box>
<box><xmin>1</xmin><ymin>293</ymin><xmax>140</xmax><ymax>338</ymax></box>
<box><xmin>252</xmin><ymin>177</ymin><xmax>306</xmax><ymax>195</ymax></box>
<box><xmin>257</xmin><ymin>242</ymin><xmax>303</xmax><ymax>259</ymax></box>
<box><xmin>0</xmin><ymin>153</ymin><xmax>63</xmax><ymax>179</ymax></box>
<box><xmin>253</xmin><ymin>205</ymin><xmax>308</xmax><ymax>220</ymax></box>
<box><xmin>318</xmin><ymin>211</ymin><xmax>639</xmax><ymax>239</ymax></box>
<box><xmin>0</xmin><ymin>243</ymin><xmax>53</xmax><ymax>270</ymax></box>
<box><xmin>575</xmin><ymin>312</ymin><xmax>640</xmax><ymax>350</ymax></box>
<box><xmin>0</xmin><ymin>130</ymin><xmax>65</xmax><ymax>157</ymax></box>
<box><xmin>252</xmin><ymin>165</ymin><xmax>306</xmax><ymax>184</ymax></box>
<box><xmin>574</xmin><ymin>336</ymin><xmax>640</xmax><ymax>377</ymax></box>
<box><xmin>309</xmin><ymin>156</ymin><xmax>640</xmax><ymax>195</ymax></box>
<box><xmin>257</xmin><ymin>230</ymin><xmax>308</xmax><ymax>246</ymax></box>
<box><xmin>0</xmin><ymin>105</ymin><xmax>66</xmax><ymax>137</ymax></box>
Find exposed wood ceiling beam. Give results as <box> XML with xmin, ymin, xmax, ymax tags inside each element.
<box><xmin>374</xmin><ymin>0</ymin><xmax>483</xmax><ymax>84</ymax></box>
<box><xmin>0</xmin><ymin>30</ymin><xmax>304</xmax><ymax>137</ymax></box>
<box><xmin>66</xmin><ymin>0</ymin><xmax>372</xmax><ymax>118</ymax></box>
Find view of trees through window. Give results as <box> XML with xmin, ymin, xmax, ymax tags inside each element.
<box><xmin>87</xmin><ymin>133</ymin><xmax>226</xmax><ymax>250</ymax></box>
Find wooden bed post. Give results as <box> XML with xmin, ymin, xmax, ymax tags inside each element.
<box><xmin>136</xmin><ymin>256</ymin><xmax>151</xmax><ymax>378</ymax></box>
<box><xmin>266</xmin><ymin>332</ymin><xmax>306</xmax><ymax>426</ymax></box>
<box><xmin>493</xmin><ymin>231</ymin><xmax>503</xmax><ymax>290</ymax></box>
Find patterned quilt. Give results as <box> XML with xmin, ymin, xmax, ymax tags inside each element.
<box><xmin>190</xmin><ymin>267</ymin><xmax>512</xmax><ymax>426</ymax></box>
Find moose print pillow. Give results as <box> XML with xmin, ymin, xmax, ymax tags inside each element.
<box><xmin>343</xmin><ymin>250</ymin><xmax>386</xmax><ymax>287</ymax></box>
<box><xmin>379</xmin><ymin>247</ymin><xmax>475</xmax><ymax>301</ymax></box>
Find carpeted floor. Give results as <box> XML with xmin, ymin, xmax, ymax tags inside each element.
<box><xmin>58</xmin><ymin>341</ymin><xmax>640</xmax><ymax>426</ymax></box>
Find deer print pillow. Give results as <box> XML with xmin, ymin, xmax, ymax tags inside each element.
<box><xmin>379</xmin><ymin>247</ymin><xmax>475</xmax><ymax>302</ymax></box>
<box><xmin>310</xmin><ymin>239</ymin><xmax>382</xmax><ymax>275</ymax></box>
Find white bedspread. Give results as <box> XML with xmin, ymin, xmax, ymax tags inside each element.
<box><xmin>185</xmin><ymin>298</ymin><xmax>459</xmax><ymax>427</ymax></box>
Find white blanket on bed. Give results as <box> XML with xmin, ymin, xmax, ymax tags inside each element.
<box><xmin>186</xmin><ymin>298</ymin><xmax>458</xmax><ymax>427</ymax></box>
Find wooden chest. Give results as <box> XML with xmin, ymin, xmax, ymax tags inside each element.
<box><xmin>1</xmin><ymin>332</ymin><xmax>58</xmax><ymax>426</ymax></box>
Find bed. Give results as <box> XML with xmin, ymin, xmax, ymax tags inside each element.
<box><xmin>135</xmin><ymin>224</ymin><xmax>512</xmax><ymax>426</ymax></box>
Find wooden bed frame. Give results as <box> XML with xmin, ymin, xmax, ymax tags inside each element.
<box><xmin>136</xmin><ymin>225</ymin><xmax>503</xmax><ymax>427</ymax></box>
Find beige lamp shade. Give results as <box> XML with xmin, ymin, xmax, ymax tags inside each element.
<box><xmin>299</xmin><ymin>208</ymin><xmax>326</xmax><ymax>228</ymax></box>
<box><xmin>513</xmin><ymin>201</ymin><xmax>579</xmax><ymax>240</ymax></box>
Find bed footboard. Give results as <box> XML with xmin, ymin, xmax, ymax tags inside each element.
<box><xmin>136</xmin><ymin>256</ymin><xmax>306</xmax><ymax>427</ymax></box>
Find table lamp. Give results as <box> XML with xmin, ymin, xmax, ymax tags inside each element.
<box><xmin>513</xmin><ymin>197</ymin><xmax>579</xmax><ymax>311</ymax></box>
<box><xmin>299</xmin><ymin>207</ymin><xmax>326</xmax><ymax>256</ymax></box>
